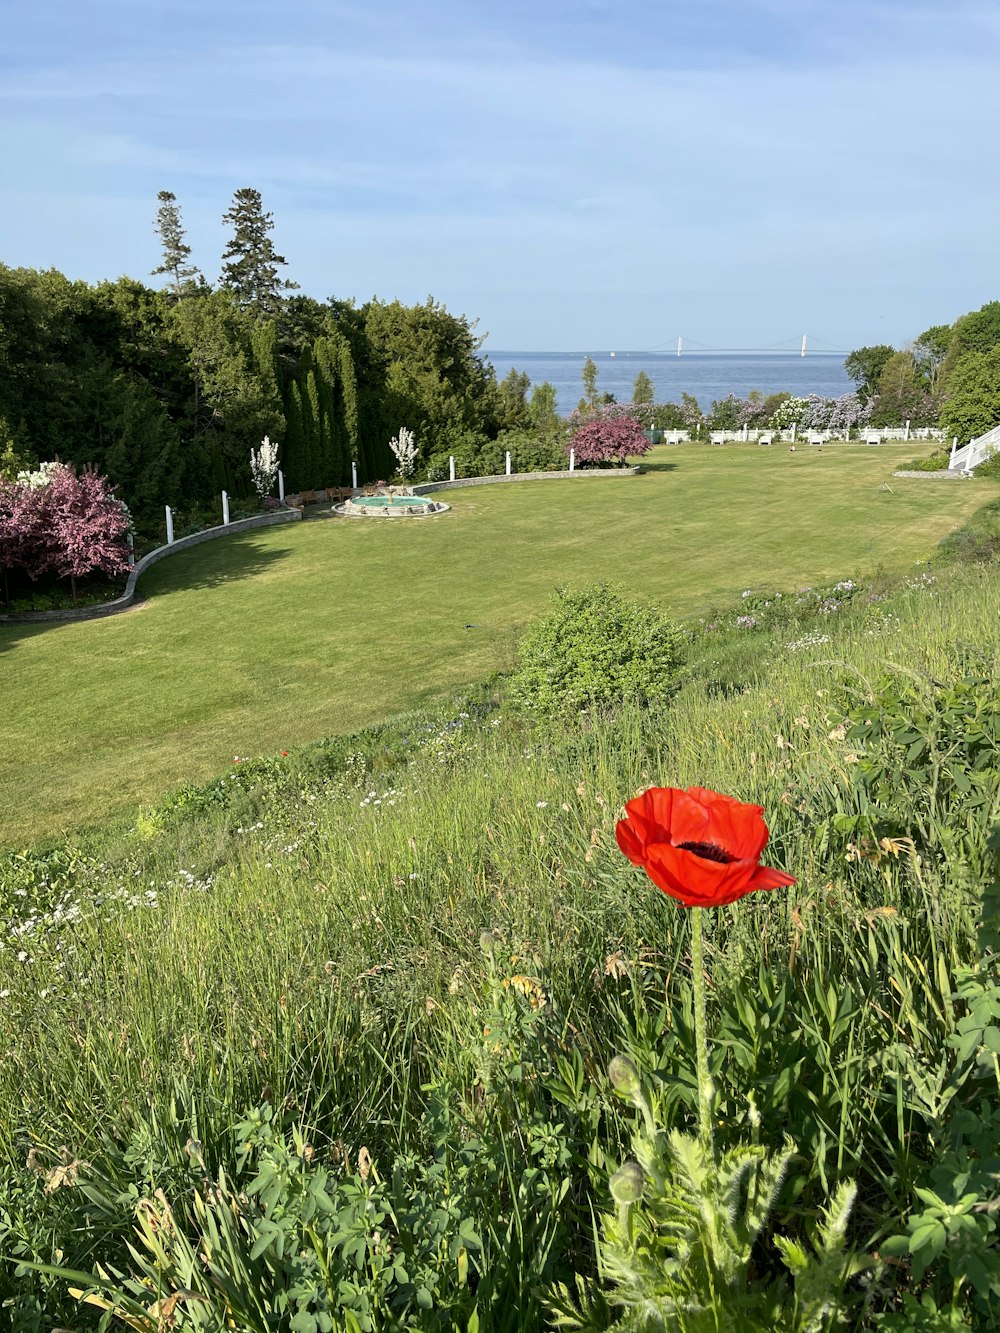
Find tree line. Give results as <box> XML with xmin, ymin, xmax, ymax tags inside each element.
<box><xmin>0</xmin><ymin>188</ymin><xmax>538</xmax><ymax>533</ymax></box>
<box><xmin>2</xmin><ymin>185</ymin><xmax>998</xmax><ymax>537</ymax></box>
<box><xmin>841</xmin><ymin>303</ymin><xmax>1000</xmax><ymax>440</ymax></box>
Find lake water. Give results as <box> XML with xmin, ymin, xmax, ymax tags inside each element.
<box><xmin>484</xmin><ymin>351</ymin><xmax>854</xmax><ymax>415</ymax></box>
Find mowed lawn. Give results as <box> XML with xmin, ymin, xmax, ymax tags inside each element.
<box><xmin>2</xmin><ymin>444</ymin><xmax>995</xmax><ymax>844</ymax></box>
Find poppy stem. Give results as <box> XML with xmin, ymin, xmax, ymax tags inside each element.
<box><xmin>690</xmin><ymin>907</ymin><xmax>715</xmax><ymax>1155</ymax></box>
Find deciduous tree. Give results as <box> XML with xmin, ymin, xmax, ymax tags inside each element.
<box><xmin>568</xmin><ymin>408</ymin><xmax>653</xmax><ymax>467</ymax></box>
<box><xmin>939</xmin><ymin>345</ymin><xmax>1000</xmax><ymax>444</ymax></box>
<box><xmin>844</xmin><ymin>345</ymin><xmax>895</xmax><ymax>400</ymax></box>
<box><xmin>42</xmin><ymin>464</ymin><xmax>131</xmax><ymax>600</ymax></box>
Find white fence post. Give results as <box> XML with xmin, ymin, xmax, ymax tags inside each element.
<box><xmin>505</xmin><ymin>451</ymin><xmax>511</xmax><ymax>476</ymax></box>
<box><xmin>904</xmin><ymin>419</ymin><xmax>911</xmax><ymax>441</ymax></box>
<box><xmin>950</xmin><ymin>436</ymin><xmax>958</xmax><ymax>468</ymax></box>
<box><xmin>222</xmin><ymin>491</ymin><xmax>230</xmax><ymax>526</ymax></box>
<box><xmin>351</xmin><ymin>461</ymin><xmax>357</xmax><ymax>489</ymax></box>
<box><xmin>569</xmin><ymin>448</ymin><xmax>575</xmax><ymax>472</ymax></box>
<box><xmin>449</xmin><ymin>455</ymin><xmax>456</xmax><ymax>482</ymax></box>
<box><xmin>278</xmin><ymin>469</ymin><xmax>285</xmax><ymax>502</ymax></box>
<box><xmin>790</xmin><ymin>423</ymin><xmax>797</xmax><ymax>442</ymax></box>
<box><xmin>165</xmin><ymin>505</ymin><xmax>174</xmax><ymax>545</ymax></box>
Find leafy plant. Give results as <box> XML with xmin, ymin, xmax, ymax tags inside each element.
<box><xmin>508</xmin><ymin>584</ymin><xmax>683</xmax><ymax>720</ymax></box>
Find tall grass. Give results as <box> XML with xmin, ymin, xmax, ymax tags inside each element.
<box><xmin>1</xmin><ymin>556</ymin><xmax>999</xmax><ymax>1327</ymax></box>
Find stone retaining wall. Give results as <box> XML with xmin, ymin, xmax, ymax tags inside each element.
<box><xmin>0</xmin><ymin>509</ymin><xmax>302</xmax><ymax>625</ymax></box>
<box><xmin>891</xmin><ymin>470</ymin><xmax>973</xmax><ymax>480</ymax></box>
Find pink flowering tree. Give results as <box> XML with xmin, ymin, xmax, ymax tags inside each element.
<box><xmin>568</xmin><ymin>408</ymin><xmax>654</xmax><ymax>467</ymax></box>
<box><xmin>42</xmin><ymin>465</ymin><xmax>131</xmax><ymax>600</ymax></box>
<box><xmin>0</xmin><ymin>464</ymin><xmax>131</xmax><ymax>603</ymax></box>
<box><xmin>0</xmin><ymin>475</ymin><xmax>47</xmax><ymax>603</ymax></box>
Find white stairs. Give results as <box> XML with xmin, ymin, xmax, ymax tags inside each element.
<box><xmin>949</xmin><ymin>422</ymin><xmax>1000</xmax><ymax>474</ymax></box>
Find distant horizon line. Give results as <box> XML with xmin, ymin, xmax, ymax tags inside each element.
<box><xmin>484</xmin><ymin>349</ymin><xmax>848</xmax><ymax>358</ymax></box>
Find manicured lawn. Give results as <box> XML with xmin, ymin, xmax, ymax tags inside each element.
<box><xmin>2</xmin><ymin>444</ymin><xmax>995</xmax><ymax>844</ymax></box>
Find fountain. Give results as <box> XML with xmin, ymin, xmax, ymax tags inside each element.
<box><xmin>333</xmin><ymin>488</ymin><xmax>449</xmax><ymax>519</ymax></box>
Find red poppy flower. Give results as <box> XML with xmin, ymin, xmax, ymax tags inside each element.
<box><xmin>615</xmin><ymin>786</ymin><xmax>795</xmax><ymax>908</ymax></box>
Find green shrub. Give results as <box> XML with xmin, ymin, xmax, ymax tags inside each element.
<box><xmin>497</xmin><ymin>427</ymin><xmax>567</xmax><ymax>473</ymax></box>
<box><xmin>507</xmin><ymin>583</ymin><xmax>684</xmax><ymax>719</ymax></box>
<box><xmin>900</xmin><ymin>448</ymin><xmax>950</xmax><ymax>472</ymax></box>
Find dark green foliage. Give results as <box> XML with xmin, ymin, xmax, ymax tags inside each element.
<box><xmin>631</xmin><ymin>370</ymin><xmax>654</xmax><ymax>406</ymax></box>
<box><xmin>219</xmin><ymin>187</ymin><xmax>299</xmax><ymax>318</ymax></box>
<box><xmin>508</xmin><ymin>584</ymin><xmax>684</xmax><ymax>719</ymax></box>
<box><xmin>150</xmin><ymin>190</ymin><xmax>201</xmax><ymax>297</ymax></box>
<box><xmin>0</xmin><ymin>257</ymin><xmax>504</xmax><ymax>520</ymax></box>
<box><xmin>947</xmin><ymin>300</ymin><xmax>1000</xmax><ymax>360</ymax></box>
<box><xmin>360</xmin><ymin>298</ymin><xmax>500</xmax><ymax>467</ymax></box>
<box><xmin>497</xmin><ymin>367</ymin><xmax>532</xmax><ymax>430</ymax></box>
<box><xmin>844</xmin><ymin>345</ymin><xmax>896</xmax><ymax>399</ymax></box>
<box><xmin>528</xmin><ymin>381</ymin><xmax>560</xmax><ymax>432</ymax></box>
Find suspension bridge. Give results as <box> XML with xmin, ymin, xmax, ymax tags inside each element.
<box><xmin>642</xmin><ymin>335</ymin><xmax>851</xmax><ymax>357</ymax></box>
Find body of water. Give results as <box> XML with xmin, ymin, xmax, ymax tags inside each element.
<box><xmin>485</xmin><ymin>350</ymin><xmax>854</xmax><ymax>414</ymax></box>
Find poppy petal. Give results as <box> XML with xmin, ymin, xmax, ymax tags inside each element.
<box><xmin>615</xmin><ymin>785</ymin><xmax>795</xmax><ymax>910</ymax></box>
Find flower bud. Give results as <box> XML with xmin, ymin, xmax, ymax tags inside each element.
<box><xmin>479</xmin><ymin>930</ymin><xmax>495</xmax><ymax>955</ymax></box>
<box><xmin>610</xmin><ymin>1160</ymin><xmax>645</xmax><ymax>1205</ymax></box>
<box><xmin>608</xmin><ymin>1054</ymin><xmax>642</xmax><ymax>1097</ymax></box>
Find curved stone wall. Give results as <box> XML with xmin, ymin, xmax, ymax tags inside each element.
<box><xmin>0</xmin><ymin>509</ymin><xmax>302</xmax><ymax>625</ymax></box>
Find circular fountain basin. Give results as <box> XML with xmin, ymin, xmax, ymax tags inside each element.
<box><xmin>334</xmin><ymin>493</ymin><xmax>449</xmax><ymax>518</ymax></box>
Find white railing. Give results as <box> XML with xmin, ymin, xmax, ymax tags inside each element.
<box><xmin>950</xmin><ymin>422</ymin><xmax>1000</xmax><ymax>473</ymax></box>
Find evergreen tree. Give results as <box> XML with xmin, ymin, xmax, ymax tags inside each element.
<box><xmin>284</xmin><ymin>380</ymin><xmax>305</xmax><ymax>488</ymax></box>
<box><xmin>581</xmin><ymin>355</ymin><xmax>599</xmax><ymax>410</ymax></box>
<box><xmin>304</xmin><ymin>368</ymin><xmax>323</xmax><ymax>487</ymax></box>
<box><xmin>338</xmin><ymin>336</ymin><xmax>360</xmax><ymax>482</ymax></box>
<box><xmin>528</xmin><ymin>382</ymin><xmax>560</xmax><ymax>432</ymax></box>
<box><xmin>219</xmin><ymin>188</ymin><xmax>299</xmax><ymax>318</ymax></box>
<box><xmin>632</xmin><ymin>369</ymin><xmax>655</xmax><ymax>406</ymax></box>
<box><xmin>151</xmin><ymin>191</ymin><xmax>201</xmax><ymax>297</ymax></box>
<box><xmin>497</xmin><ymin>367</ymin><xmax>532</xmax><ymax>429</ymax></box>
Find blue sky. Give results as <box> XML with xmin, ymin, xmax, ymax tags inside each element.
<box><xmin>2</xmin><ymin>0</ymin><xmax>997</xmax><ymax>350</ymax></box>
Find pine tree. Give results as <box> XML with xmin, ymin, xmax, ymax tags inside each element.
<box><xmin>151</xmin><ymin>191</ymin><xmax>201</xmax><ymax>297</ymax></box>
<box><xmin>632</xmin><ymin>370</ymin><xmax>655</xmax><ymax>406</ymax></box>
<box><xmin>219</xmin><ymin>188</ymin><xmax>299</xmax><ymax>318</ymax></box>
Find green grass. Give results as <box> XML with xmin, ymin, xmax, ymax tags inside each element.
<box><xmin>2</xmin><ymin>552</ymin><xmax>999</xmax><ymax>1328</ymax></box>
<box><xmin>2</xmin><ymin>443</ymin><xmax>995</xmax><ymax>844</ymax></box>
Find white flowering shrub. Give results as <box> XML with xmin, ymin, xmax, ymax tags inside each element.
<box><xmin>250</xmin><ymin>436</ymin><xmax>280</xmax><ymax>499</ymax></box>
<box><xmin>768</xmin><ymin>397</ymin><xmax>809</xmax><ymax>430</ymax></box>
<box><xmin>16</xmin><ymin>460</ymin><xmax>60</xmax><ymax>490</ymax></box>
<box><xmin>389</xmin><ymin>426</ymin><xmax>418</xmax><ymax>479</ymax></box>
